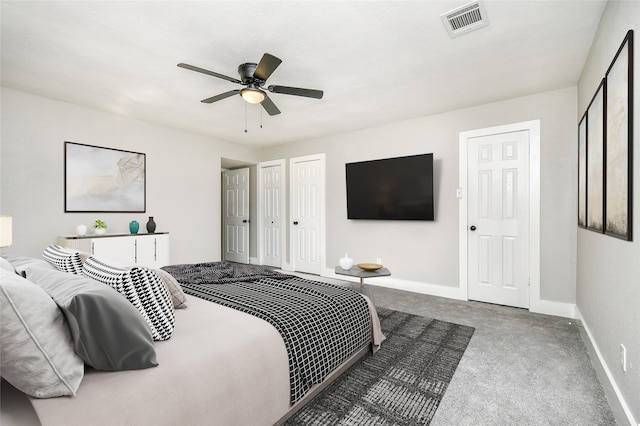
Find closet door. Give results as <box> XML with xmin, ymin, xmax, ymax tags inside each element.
<box><xmin>261</xmin><ymin>163</ymin><xmax>283</xmax><ymax>267</ymax></box>
<box><xmin>222</xmin><ymin>168</ymin><xmax>250</xmax><ymax>264</ymax></box>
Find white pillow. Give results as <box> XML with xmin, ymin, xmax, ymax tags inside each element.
<box><xmin>0</xmin><ymin>269</ymin><xmax>84</xmax><ymax>398</ymax></box>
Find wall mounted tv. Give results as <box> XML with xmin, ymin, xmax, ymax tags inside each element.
<box><xmin>345</xmin><ymin>153</ymin><xmax>434</xmax><ymax>221</ymax></box>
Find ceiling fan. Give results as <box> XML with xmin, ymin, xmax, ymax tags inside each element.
<box><xmin>177</xmin><ymin>53</ymin><xmax>323</xmax><ymax>116</ymax></box>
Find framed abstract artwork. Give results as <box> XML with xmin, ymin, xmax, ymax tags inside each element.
<box><xmin>604</xmin><ymin>30</ymin><xmax>633</xmax><ymax>241</ymax></box>
<box><xmin>586</xmin><ymin>80</ymin><xmax>605</xmax><ymax>233</ymax></box>
<box><xmin>64</xmin><ymin>142</ymin><xmax>146</xmax><ymax>213</ymax></box>
<box><xmin>578</xmin><ymin>115</ymin><xmax>587</xmax><ymax>228</ymax></box>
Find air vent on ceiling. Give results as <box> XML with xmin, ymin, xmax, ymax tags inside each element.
<box><xmin>441</xmin><ymin>1</ymin><xmax>489</xmax><ymax>38</ymax></box>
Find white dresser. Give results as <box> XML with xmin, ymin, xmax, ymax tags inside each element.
<box><xmin>58</xmin><ymin>233</ymin><xmax>170</xmax><ymax>268</ymax></box>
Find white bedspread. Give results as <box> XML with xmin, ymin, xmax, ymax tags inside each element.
<box><xmin>30</xmin><ymin>296</ymin><xmax>291</xmax><ymax>426</ymax></box>
<box><xmin>30</xmin><ymin>290</ymin><xmax>384</xmax><ymax>426</ymax></box>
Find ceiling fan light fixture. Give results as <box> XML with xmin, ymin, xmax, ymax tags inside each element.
<box><xmin>240</xmin><ymin>87</ymin><xmax>266</xmax><ymax>104</ymax></box>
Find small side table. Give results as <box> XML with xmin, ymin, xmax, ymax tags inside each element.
<box><xmin>334</xmin><ymin>266</ymin><xmax>391</xmax><ymax>289</ymax></box>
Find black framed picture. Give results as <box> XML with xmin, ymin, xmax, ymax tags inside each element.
<box><xmin>585</xmin><ymin>80</ymin><xmax>605</xmax><ymax>233</ymax></box>
<box><xmin>64</xmin><ymin>141</ymin><xmax>146</xmax><ymax>213</ymax></box>
<box><xmin>578</xmin><ymin>114</ymin><xmax>587</xmax><ymax>228</ymax></box>
<box><xmin>604</xmin><ymin>30</ymin><xmax>633</xmax><ymax>241</ymax></box>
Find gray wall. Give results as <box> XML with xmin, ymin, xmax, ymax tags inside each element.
<box><xmin>576</xmin><ymin>1</ymin><xmax>640</xmax><ymax>422</ymax></box>
<box><xmin>2</xmin><ymin>84</ymin><xmax>579</xmax><ymax>306</ymax></box>
<box><xmin>0</xmin><ymin>88</ymin><xmax>260</xmax><ymax>264</ymax></box>
<box><xmin>261</xmin><ymin>86</ymin><xmax>577</xmax><ymax>303</ymax></box>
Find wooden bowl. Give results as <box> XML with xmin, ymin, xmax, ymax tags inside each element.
<box><xmin>357</xmin><ymin>263</ymin><xmax>383</xmax><ymax>271</ymax></box>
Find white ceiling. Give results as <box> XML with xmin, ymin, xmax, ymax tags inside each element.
<box><xmin>1</xmin><ymin>1</ymin><xmax>606</xmax><ymax>147</ymax></box>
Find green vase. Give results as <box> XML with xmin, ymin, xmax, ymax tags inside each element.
<box><xmin>129</xmin><ymin>220</ymin><xmax>139</xmax><ymax>234</ymax></box>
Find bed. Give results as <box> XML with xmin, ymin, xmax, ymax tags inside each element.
<box><xmin>0</xmin><ymin>253</ymin><xmax>384</xmax><ymax>426</ymax></box>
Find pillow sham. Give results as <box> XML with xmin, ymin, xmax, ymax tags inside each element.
<box><xmin>23</xmin><ymin>266</ymin><xmax>158</xmax><ymax>371</ymax></box>
<box><xmin>43</xmin><ymin>245</ymin><xmax>83</xmax><ymax>274</ymax></box>
<box><xmin>83</xmin><ymin>257</ymin><xmax>175</xmax><ymax>341</ymax></box>
<box><xmin>9</xmin><ymin>256</ymin><xmax>58</xmax><ymax>275</ymax></box>
<box><xmin>154</xmin><ymin>268</ymin><xmax>187</xmax><ymax>309</ymax></box>
<box><xmin>0</xmin><ymin>269</ymin><xmax>84</xmax><ymax>398</ymax></box>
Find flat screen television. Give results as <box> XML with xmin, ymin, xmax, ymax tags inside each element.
<box><xmin>345</xmin><ymin>153</ymin><xmax>434</xmax><ymax>221</ymax></box>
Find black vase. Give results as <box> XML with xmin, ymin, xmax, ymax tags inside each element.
<box><xmin>146</xmin><ymin>216</ymin><xmax>156</xmax><ymax>233</ymax></box>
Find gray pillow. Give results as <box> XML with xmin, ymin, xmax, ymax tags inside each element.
<box><xmin>0</xmin><ymin>269</ymin><xmax>84</xmax><ymax>397</ymax></box>
<box><xmin>22</xmin><ymin>266</ymin><xmax>158</xmax><ymax>371</ymax></box>
<box><xmin>154</xmin><ymin>268</ymin><xmax>187</xmax><ymax>309</ymax></box>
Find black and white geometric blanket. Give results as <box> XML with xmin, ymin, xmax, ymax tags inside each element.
<box><xmin>163</xmin><ymin>263</ymin><xmax>372</xmax><ymax>405</ymax></box>
<box><xmin>162</xmin><ymin>261</ymin><xmax>287</xmax><ymax>285</ymax></box>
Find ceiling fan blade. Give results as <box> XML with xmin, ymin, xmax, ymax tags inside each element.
<box><xmin>178</xmin><ymin>63</ymin><xmax>241</xmax><ymax>84</ymax></box>
<box><xmin>268</xmin><ymin>85</ymin><xmax>323</xmax><ymax>99</ymax></box>
<box><xmin>201</xmin><ymin>90</ymin><xmax>240</xmax><ymax>104</ymax></box>
<box><xmin>261</xmin><ymin>94</ymin><xmax>281</xmax><ymax>116</ymax></box>
<box><xmin>253</xmin><ymin>53</ymin><xmax>282</xmax><ymax>81</ymax></box>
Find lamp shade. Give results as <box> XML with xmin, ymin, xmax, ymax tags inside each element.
<box><xmin>240</xmin><ymin>87</ymin><xmax>266</xmax><ymax>104</ymax></box>
<box><xmin>0</xmin><ymin>216</ymin><xmax>12</xmax><ymax>248</ymax></box>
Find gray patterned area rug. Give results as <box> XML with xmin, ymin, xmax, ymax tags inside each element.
<box><xmin>285</xmin><ymin>307</ymin><xmax>475</xmax><ymax>425</ymax></box>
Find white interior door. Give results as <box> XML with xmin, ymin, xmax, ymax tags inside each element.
<box><xmin>467</xmin><ymin>130</ymin><xmax>530</xmax><ymax>308</ymax></box>
<box><xmin>222</xmin><ymin>168</ymin><xmax>249</xmax><ymax>264</ymax></box>
<box><xmin>290</xmin><ymin>154</ymin><xmax>325</xmax><ymax>275</ymax></box>
<box><xmin>260</xmin><ymin>163</ymin><xmax>283</xmax><ymax>267</ymax></box>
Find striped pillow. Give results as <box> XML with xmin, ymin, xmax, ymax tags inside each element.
<box><xmin>82</xmin><ymin>257</ymin><xmax>175</xmax><ymax>341</ymax></box>
<box><xmin>43</xmin><ymin>245</ymin><xmax>83</xmax><ymax>274</ymax></box>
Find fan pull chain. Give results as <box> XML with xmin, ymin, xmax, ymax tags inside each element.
<box><xmin>260</xmin><ymin>107</ymin><xmax>263</xmax><ymax>129</ymax></box>
<box><xmin>244</xmin><ymin>102</ymin><xmax>248</xmax><ymax>133</ymax></box>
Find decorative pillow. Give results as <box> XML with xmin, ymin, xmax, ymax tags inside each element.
<box><xmin>83</xmin><ymin>257</ymin><xmax>175</xmax><ymax>341</ymax></box>
<box><xmin>0</xmin><ymin>269</ymin><xmax>84</xmax><ymax>398</ymax></box>
<box><xmin>43</xmin><ymin>245</ymin><xmax>83</xmax><ymax>274</ymax></box>
<box><xmin>154</xmin><ymin>268</ymin><xmax>187</xmax><ymax>309</ymax></box>
<box><xmin>22</xmin><ymin>266</ymin><xmax>158</xmax><ymax>371</ymax></box>
<box><xmin>0</xmin><ymin>256</ymin><xmax>15</xmax><ymax>273</ymax></box>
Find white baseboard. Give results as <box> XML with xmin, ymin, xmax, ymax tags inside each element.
<box><xmin>321</xmin><ymin>268</ymin><xmax>582</xmax><ymax>316</ymax></box>
<box><xmin>530</xmin><ymin>299</ymin><xmax>577</xmax><ymax>319</ymax></box>
<box><xmin>322</xmin><ymin>267</ymin><xmax>467</xmax><ymax>300</ymax></box>
<box><xmin>281</xmin><ymin>262</ymin><xmax>294</xmax><ymax>272</ymax></box>
<box><xmin>575</xmin><ymin>307</ymin><xmax>638</xmax><ymax>426</ymax></box>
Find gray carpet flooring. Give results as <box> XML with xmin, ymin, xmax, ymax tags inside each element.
<box><xmin>281</xmin><ymin>271</ymin><xmax>617</xmax><ymax>425</ymax></box>
<box><xmin>370</xmin><ymin>286</ymin><xmax>617</xmax><ymax>426</ymax></box>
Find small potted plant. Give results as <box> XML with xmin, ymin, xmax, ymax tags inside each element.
<box><xmin>93</xmin><ymin>219</ymin><xmax>107</xmax><ymax>235</ymax></box>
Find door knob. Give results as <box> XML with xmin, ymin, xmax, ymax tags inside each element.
<box><xmin>470</xmin><ymin>226</ymin><xmax>477</xmax><ymax>231</ymax></box>
<box><xmin>242</xmin><ymin>219</ymin><xmax>248</xmax><ymax>223</ymax></box>
<box><xmin>293</xmin><ymin>221</ymin><xmax>299</xmax><ymax>225</ymax></box>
